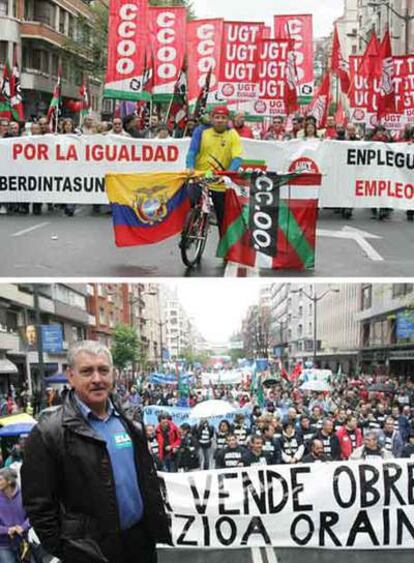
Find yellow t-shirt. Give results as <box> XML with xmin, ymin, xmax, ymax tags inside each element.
<box><xmin>195</xmin><ymin>128</ymin><xmax>243</xmax><ymax>191</ymax></box>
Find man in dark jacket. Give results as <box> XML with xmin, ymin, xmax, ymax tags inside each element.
<box><xmin>21</xmin><ymin>341</ymin><xmax>171</xmax><ymax>563</ymax></box>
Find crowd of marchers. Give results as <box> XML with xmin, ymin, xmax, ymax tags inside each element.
<box><xmin>128</xmin><ymin>373</ymin><xmax>414</xmax><ymax>472</ymax></box>
<box><xmin>1</xmin><ymin>111</ymin><xmax>413</xmax><ymax>220</ymax></box>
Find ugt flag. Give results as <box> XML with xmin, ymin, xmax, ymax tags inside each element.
<box><xmin>106</xmin><ymin>172</ymin><xmax>191</xmax><ymax>247</ymax></box>
<box><xmin>217</xmin><ymin>172</ymin><xmax>321</xmax><ymax>270</ymax></box>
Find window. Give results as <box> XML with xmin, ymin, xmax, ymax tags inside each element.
<box><xmin>0</xmin><ymin>41</ymin><xmax>7</xmax><ymax>63</ymax></box>
<box><xmin>392</xmin><ymin>284</ymin><xmax>414</xmax><ymax>298</ymax></box>
<box><xmin>99</xmin><ymin>308</ymin><xmax>106</xmax><ymax>325</ymax></box>
<box><xmin>59</xmin><ymin>9</ymin><xmax>65</xmax><ymax>34</ymax></box>
<box><xmin>51</xmin><ymin>53</ymin><xmax>59</xmax><ymax>76</ymax></box>
<box><xmin>0</xmin><ymin>0</ymin><xmax>8</xmax><ymax>16</ymax></box>
<box><xmin>362</xmin><ymin>285</ymin><xmax>372</xmax><ymax>310</ymax></box>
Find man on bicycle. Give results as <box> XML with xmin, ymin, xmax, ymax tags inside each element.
<box><xmin>186</xmin><ymin>106</ymin><xmax>244</xmax><ymax>235</ymax></box>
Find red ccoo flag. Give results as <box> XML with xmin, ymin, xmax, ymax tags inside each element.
<box><xmin>331</xmin><ymin>25</ymin><xmax>350</xmax><ymax>94</ymax></box>
<box><xmin>377</xmin><ymin>29</ymin><xmax>396</xmax><ymax>119</ymax></box>
<box><xmin>308</xmin><ymin>71</ymin><xmax>331</xmax><ymax>128</ymax></box>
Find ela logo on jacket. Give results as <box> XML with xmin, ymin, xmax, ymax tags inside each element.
<box><xmin>113</xmin><ymin>432</ymin><xmax>132</xmax><ymax>449</ymax></box>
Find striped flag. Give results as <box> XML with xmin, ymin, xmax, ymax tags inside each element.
<box><xmin>0</xmin><ymin>62</ymin><xmax>11</xmax><ymax>119</ymax></box>
<box><xmin>47</xmin><ymin>68</ymin><xmax>62</xmax><ymax>129</ymax></box>
<box><xmin>79</xmin><ymin>77</ymin><xmax>91</xmax><ymax>123</ymax></box>
<box><xmin>217</xmin><ymin>172</ymin><xmax>321</xmax><ymax>270</ymax></box>
<box><xmin>11</xmin><ymin>49</ymin><xmax>24</xmax><ymax>121</ymax></box>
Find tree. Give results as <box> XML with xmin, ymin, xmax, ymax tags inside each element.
<box><xmin>64</xmin><ymin>0</ymin><xmax>195</xmax><ymax>83</ymax></box>
<box><xmin>63</xmin><ymin>2</ymin><xmax>109</xmax><ymax>82</ymax></box>
<box><xmin>111</xmin><ymin>324</ymin><xmax>140</xmax><ymax>370</ymax></box>
<box><xmin>149</xmin><ymin>0</ymin><xmax>195</xmax><ymax>18</ymax></box>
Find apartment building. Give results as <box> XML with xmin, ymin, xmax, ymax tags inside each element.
<box><xmin>0</xmin><ymin>0</ymin><xmax>104</xmax><ymax>119</ymax></box>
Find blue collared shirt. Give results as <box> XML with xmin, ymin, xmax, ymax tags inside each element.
<box><xmin>74</xmin><ymin>394</ymin><xmax>144</xmax><ymax>530</ymax></box>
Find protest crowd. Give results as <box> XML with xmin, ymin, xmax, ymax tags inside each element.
<box><xmin>1</xmin><ymin>110</ymin><xmax>414</xmax><ymax>222</ymax></box>
<box><xmin>109</xmin><ymin>367</ymin><xmax>414</xmax><ymax>472</ymax></box>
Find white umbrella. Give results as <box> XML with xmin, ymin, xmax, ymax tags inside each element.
<box><xmin>300</xmin><ymin>380</ymin><xmax>330</xmax><ymax>392</ymax></box>
<box><xmin>190</xmin><ymin>400</ymin><xmax>236</xmax><ymax>419</ymax></box>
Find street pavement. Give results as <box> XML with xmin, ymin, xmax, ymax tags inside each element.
<box><xmin>0</xmin><ymin>207</ymin><xmax>413</xmax><ymax>277</ymax></box>
<box><xmin>158</xmin><ymin>547</ymin><xmax>413</xmax><ymax>563</ymax></box>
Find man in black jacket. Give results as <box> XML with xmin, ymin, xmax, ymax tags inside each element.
<box><xmin>21</xmin><ymin>341</ymin><xmax>171</xmax><ymax>563</ymax></box>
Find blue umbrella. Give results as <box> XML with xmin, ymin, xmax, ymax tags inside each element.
<box><xmin>0</xmin><ymin>422</ymin><xmax>36</xmax><ymax>437</ymax></box>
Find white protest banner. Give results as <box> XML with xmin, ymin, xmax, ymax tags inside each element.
<box><xmin>2</xmin><ymin>136</ymin><xmax>414</xmax><ymax>210</ymax></box>
<box><xmin>159</xmin><ymin>460</ymin><xmax>414</xmax><ymax>549</ymax></box>
<box><xmin>0</xmin><ymin>135</ymin><xmax>189</xmax><ymax>204</ymax></box>
<box><xmin>143</xmin><ymin>405</ymin><xmax>251</xmax><ymax>429</ymax></box>
<box><xmin>201</xmin><ymin>371</ymin><xmax>244</xmax><ymax>386</ymax></box>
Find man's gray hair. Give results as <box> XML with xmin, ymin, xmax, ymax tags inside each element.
<box><xmin>0</xmin><ymin>468</ymin><xmax>18</xmax><ymax>488</ymax></box>
<box><xmin>67</xmin><ymin>340</ymin><xmax>113</xmax><ymax>368</ymax></box>
<box><xmin>365</xmin><ymin>430</ymin><xmax>379</xmax><ymax>440</ymax></box>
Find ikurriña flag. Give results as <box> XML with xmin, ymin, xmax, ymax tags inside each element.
<box><xmin>0</xmin><ymin>62</ymin><xmax>12</xmax><ymax>119</ymax></box>
<box><xmin>105</xmin><ymin>172</ymin><xmax>191</xmax><ymax>247</ymax></box>
<box><xmin>11</xmin><ymin>48</ymin><xmax>24</xmax><ymax>121</ymax></box>
<box><xmin>217</xmin><ymin>171</ymin><xmax>321</xmax><ymax>270</ymax></box>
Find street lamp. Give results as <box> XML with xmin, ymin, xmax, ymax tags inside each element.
<box><xmin>368</xmin><ymin>0</ymin><xmax>414</xmax><ymax>53</ymax></box>
<box><xmin>290</xmin><ymin>287</ymin><xmax>340</xmax><ymax>368</ymax></box>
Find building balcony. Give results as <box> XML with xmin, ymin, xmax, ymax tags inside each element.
<box><xmin>20</xmin><ymin>21</ymin><xmax>66</xmax><ymax>47</ymax></box>
<box><xmin>0</xmin><ymin>331</ymin><xmax>21</xmax><ymax>353</ymax></box>
<box><xmin>0</xmin><ymin>15</ymin><xmax>20</xmax><ymax>42</ymax></box>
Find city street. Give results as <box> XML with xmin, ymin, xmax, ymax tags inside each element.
<box><xmin>158</xmin><ymin>547</ymin><xmax>414</xmax><ymax>563</ymax></box>
<box><xmin>0</xmin><ymin>207</ymin><xmax>413</xmax><ymax>277</ymax></box>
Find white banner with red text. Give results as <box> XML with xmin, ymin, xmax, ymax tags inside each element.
<box><xmin>1</xmin><ymin>136</ymin><xmax>414</xmax><ymax>209</ymax></box>
<box><xmin>160</xmin><ymin>460</ymin><xmax>414</xmax><ymax>549</ymax></box>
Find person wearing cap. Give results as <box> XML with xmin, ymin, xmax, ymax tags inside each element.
<box><xmin>232</xmin><ymin>113</ymin><xmax>254</xmax><ymax>139</ymax></box>
<box><xmin>186</xmin><ymin>105</ymin><xmax>244</xmax><ymax>235</ymax></box>
<box><xmin>21</xmin><ymin>341</ymin><xmax>171</xmax><ymax>563</ymax></box>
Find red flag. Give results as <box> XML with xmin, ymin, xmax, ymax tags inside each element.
<box><xmin>289</xmin><ymin>363</ymin><xmax>302</xmax><ymax>382</ymax></box>
<box><xmin>308</xmin><ymin>71</ymin><xmax>331</xmax><ymax>128</ymax></box>
<box><xmin>285</xmin><ymin>39</ymin><xmax>299</xmax><ymax>114</ymax></box>
<box><xmin>331</xmin><ymin>25</ymin><xmax>350</xmax><ymax>94</ymax></box>
<box><xmin>167</xmin><ymin>63</ymin><xmax>188</xmax><ymax>137</ymax></box>
<box><xmin>0</xmin><ymin>63</ymin><xmax>11</xmax><ymax>120</ymax></box>
<box><xmin>377</xmin><ymin>30</ymin><xmax>395</xmax><ymax>119</ymax></box>
<box><xmin>335</xmin><ymin>99</ymin><xmax>347</xmax><ymax>125</ymax></box>
<box><xmin>193</xmin><ymin>66</ymin><xmax>212</xmax><ymax>121</ymax></box>
<box><xmin>10</xmin><ymin>48</ymin><xmax>24</xmax><ymax>121</ymax></box>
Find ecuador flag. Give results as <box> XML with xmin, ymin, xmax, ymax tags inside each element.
<box><xmin>106</xmin><ymin>172</ymin><xmax>191</xmax><ymax>247</ymax></box>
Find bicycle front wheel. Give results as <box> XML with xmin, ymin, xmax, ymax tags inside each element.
<box><xmin>180</xmin><ymin>206</ymin><xmax>210</xmax><ymax>268</ymax></box>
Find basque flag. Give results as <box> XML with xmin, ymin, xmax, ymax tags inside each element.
<box><xmin>105</xmin><ymin>172</ymin><xmax>191</xmax><ymax>247</ymax></box>
<box><xmin>217</xmin><ymin>171</ymin><xmax>321</xmax><ymax>270</ymax></box>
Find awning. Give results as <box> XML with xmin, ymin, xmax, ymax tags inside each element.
<box><xmin>0</xmin><ymin>359</ymin><xmax>18</xmax><ymax>375</ymax></box>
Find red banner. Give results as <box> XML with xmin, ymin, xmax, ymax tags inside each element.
<box><xmin>250</xmin><ymin>39</ymin><xmax>291</xmax><ymax>117</ymax></box>
<box><xmin>349</xmin><ymin>55</ymin><xmax>414</xmax><ymax>129</ymax></box>
<box><xmin>187</xmin><ymin>19</ymin><xmax>224</xmax><ymax>107</ymax></box>
<box><xmin>217</xmin><ymin>21</ymin><xmax>264</xmax><ymax>102</ymax></box>
<box><xmin>104</xmin><ymin>0</ymin><xmax>149</xmax><ymax>100</ymax></box>
<box><xmin>273</xmin><ymin>14</ymin><xmax>314</xmax><ymax>99</ymax></box>
<box><xmin>148</xmin><ymin>6</ymin><xmax>187</xmax><ymax>99</ymax></box>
